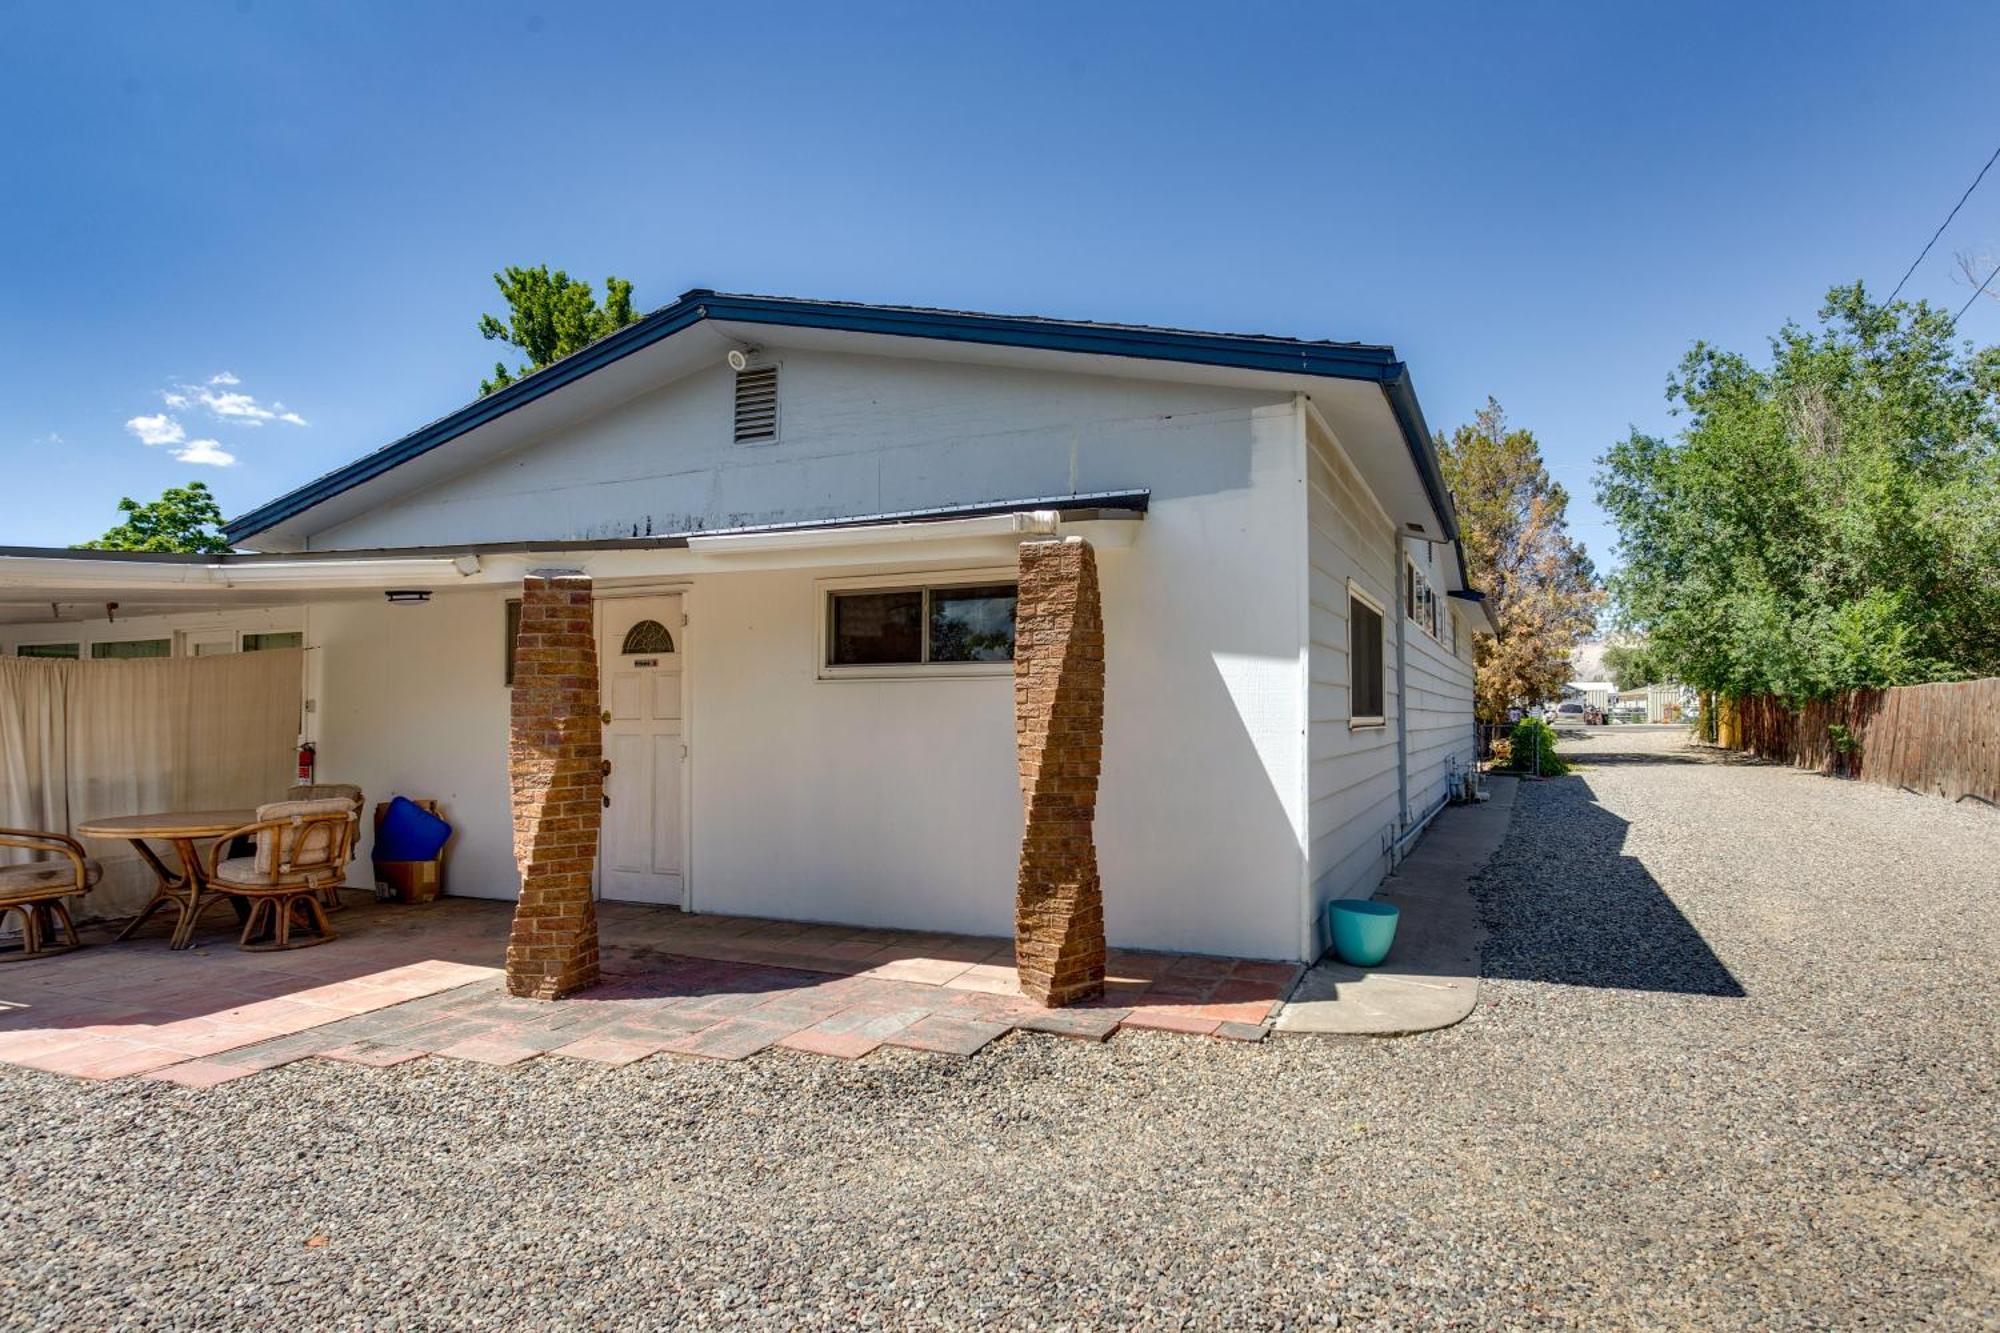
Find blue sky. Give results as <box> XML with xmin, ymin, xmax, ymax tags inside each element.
<box><xmin>4</xmin><ymin>2</ymin><xmax>1998</xmax><ymax>565</ymax></box>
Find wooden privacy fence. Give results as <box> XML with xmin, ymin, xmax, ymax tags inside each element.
<box><xmin>1734</xmin><ymin>677</ymin><xmax>2000</xmax><ymax>806</ymax></box>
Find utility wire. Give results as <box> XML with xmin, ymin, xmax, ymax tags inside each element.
<box><xmin>1887</xmin><ymin>141</ymin><xmax>2000</xmax><ymax>303</ymax></box>
<box><xmin>1958</xmin><ymin>257</ymin><xmax>2000</xmax><ymax>320</ymax></box>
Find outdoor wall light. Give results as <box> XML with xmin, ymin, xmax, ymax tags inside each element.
<box><xmin>383</xmin><ymin>589</ymin><xmax>432</xmax><ymax>605</ymax></box>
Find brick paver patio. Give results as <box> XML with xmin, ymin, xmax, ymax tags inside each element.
<box><xmin>0</xmin><ymin>897</ymin><xmax>1302</xmax><ymax>1086</ymax></box>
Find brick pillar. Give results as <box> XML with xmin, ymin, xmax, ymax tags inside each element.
<box><xmin>1014</xmin><ymin>537</ymin><xmax>1106</xmax><ymax>1007</ymax></box>
<box><xmin>505</xmin><ymin>573</ymin><xmax>603</xmax><ymax>999</ymax></box>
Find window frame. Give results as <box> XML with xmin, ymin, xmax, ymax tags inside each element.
<box><xmin>89</xmin><ymin>638</ymin><xmax>173</xmax><ymax>661</ymax></box>
<box><xmin>1346</xmin><ymin>580</ymin><xmax>1388</xmax><ymax>728</ymax></box>
<box><xmin>14</xmin><ymin>641</ymin><xmax>80</xmax><ymax>659</ymax></box>
<box><xmin>816</xmin><ymin>568</ymin><xmax>1019</xmax><ymax>681</ymax></box>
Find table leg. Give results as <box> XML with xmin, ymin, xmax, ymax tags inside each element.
<box><xmin>112</xmin><ymin>838</ymin><xmax>193</xmax><ymax>943</ymax></box>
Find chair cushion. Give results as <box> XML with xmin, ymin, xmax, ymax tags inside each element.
<box><xmin>0</xmin><ymin>857</ymin><xmax>101</xmax><ymax>900</ymax></box>
<box><xmin>250</xmin><ymin>798</ymin><xmax>357</xmax><ymax>875</ymax></box>
<box><xmin>288</xmin><ymin>783</ymin><xmax>364</xmax><ymax>807</ymax></box>
<box><xmin>212</xmin><ymin>855</ymin><xmax>337</xmax><ymax>890</ymax></box>
<box><xmin>375</xmin><ymin>796</ymin><xmax>451</xmax><ymax>862</ymax></box>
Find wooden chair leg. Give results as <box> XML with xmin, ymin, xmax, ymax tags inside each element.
<box><xmin>299</xmin><ymin>894</ymin><xmax>335</xmax><ymax>942</ymax></box>
<box><xmin>237</xmin><ymin>898</ymin><xmax>271</xmax><ymax>949</ymax></box>
<box><xmin>0</xmin><ymin>903</ymin><xmax>32</xmax><ymax>959</ymax></box>
<box><xmin>45</xmin><ymin>900</ymin><xmax>80</xmax><ymax>950</ymax></box>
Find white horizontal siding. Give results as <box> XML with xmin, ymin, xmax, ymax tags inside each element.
<box><xmin>1402</xmin><ymin>541</ymin><xmax>1477</xmax><ymax>818</ymax></box>
<box><xmin>1304</xmin><ymin>415</ymin><xmax>1400</xmax><ymax>951</ymax></box>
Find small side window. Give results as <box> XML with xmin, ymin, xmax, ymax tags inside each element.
<box><xmin>1349</xmin><ymin>593</ymin><xmax>1385</xmax><ymax>722</ymax></box>
<box><xmin>17</xmin><ymin>643</ymin><xmax>79</xmax><ymax>659</ymax></box>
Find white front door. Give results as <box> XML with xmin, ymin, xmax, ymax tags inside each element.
<box><xmin>597</xmin><ymin>595</ymin><xmax>685</xmax><ymax>904</ymax></box>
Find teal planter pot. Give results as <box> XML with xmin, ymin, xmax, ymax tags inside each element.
<box><xmin>1327</xmin><ymin>899</ymin><xmax>1399</xmax><ymax>967</ymax></box>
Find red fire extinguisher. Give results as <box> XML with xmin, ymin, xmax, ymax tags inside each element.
<box><xmin>297</xmin><ymin>741</ymin><xmax>316</xmax><ymax>783</ymax></box>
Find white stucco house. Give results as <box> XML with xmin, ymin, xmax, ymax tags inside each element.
<box><xmin>0</xmin><ymin>292</ymin><xmax>1492</xmax><ymax>964</ymax></box>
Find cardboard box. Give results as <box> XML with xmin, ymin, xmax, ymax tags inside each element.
<box><xmin>373</xmin><ymin>799</ymin><xmax>446</xmax><ymax>905</ymax></box>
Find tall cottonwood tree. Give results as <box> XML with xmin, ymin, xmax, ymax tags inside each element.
<box><xmin>1437</xmin><ymin>399</ymin><xmax>1601</xmax><ymax>720</ymax></box>
<box><xmin>1597</xmin><ymin>284</ymin><xmax>2000</xmax><ymax>700</ymax></box>
<box><xmin>478</xmin><ymin>265</ymin><xmax>639</xmax><ymax>395</ymax></box>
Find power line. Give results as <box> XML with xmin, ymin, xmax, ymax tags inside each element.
<box><xmin>1958</xmin><ymin>257</ymin><xmax>2000</xmax><ymax>321</ymax></box>
<box><xmin>1887</xmin><ymin>141</ymin><xmax>2000</xmax><ymax>304</ymax></box>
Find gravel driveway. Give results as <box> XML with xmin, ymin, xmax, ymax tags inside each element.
<box><xmin>4</xmin><ymin>728</ymin><xmax>1994</xmax><ymax>1329</ymax></box>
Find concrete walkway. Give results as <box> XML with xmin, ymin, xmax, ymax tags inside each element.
<box><xmin>1276</xmin><ymin>774</ymin><xmax>1516</xmax><ymax>1036</ymax></box>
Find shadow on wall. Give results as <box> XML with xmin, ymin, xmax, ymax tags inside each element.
<box><xmin>1476</xmin><ymin>772</ymin><xmax>1746</xmax><ymax>998</ymax></box>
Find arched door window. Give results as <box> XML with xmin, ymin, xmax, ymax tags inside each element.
<box><xmin>621</xmin><ymin>619</ymin><xmax>675</xmax><ymax>655</ymax></box>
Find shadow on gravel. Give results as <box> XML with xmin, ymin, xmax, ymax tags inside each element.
<box><xmin>1477</xmin><ymin>774</ymin><xmax>1747</xmax><ymax>998</ymax></box>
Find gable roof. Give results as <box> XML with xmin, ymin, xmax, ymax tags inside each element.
<box><xmin>224</xmin><ymin>290</ymin><xmax>1458</xmax><ymax>546</ymax></box>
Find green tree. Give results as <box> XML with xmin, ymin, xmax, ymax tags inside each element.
<box><xmin>1597</xmin><ymin>284</ymin><xmax>2000</xmax><ymax>701</ymax></box>
<box><xmin>477</xmin><ymin>265</ymin><xmax>639</xmax><ymax>395</ymax></box>
<box><xmin>1437</xmin><ymin>399</ymin><xmax>1601</xmax><ymax>720</ymax></box>
<box><xmin>1601</xmin><ymin>641</ymin><xmax>1663</xmax><ymax>691</ymax></box>
<box><xmin>76</xmin><ymin>481</ymin><xmax>232</xmax><ymax>554</ymax></box>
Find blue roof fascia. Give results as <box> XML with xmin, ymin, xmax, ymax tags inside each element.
<box><xmin>226</xmin><ymin>291</ymin><xmax>1453</xmax><ymax>542</ymax></box>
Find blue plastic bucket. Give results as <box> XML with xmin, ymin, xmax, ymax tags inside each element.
<box><xmin>1327</xmin><ymin>898</ymin><xmax>1400</xmax><ymax>967</ymax></box>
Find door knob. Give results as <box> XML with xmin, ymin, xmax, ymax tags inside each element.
<box><xmin>600</xmin><ymin>759</ymin><xmax>613</xmax><ymax>777</ymax></box>
<box><xmin>602</xmin><ymin>793</ymin><xmax>610</xmax><ymax>808</ymax></box>
<box><xmin>601</xmin><ymin>709</ymin><xmax>611</xmax><ymax>724</ymax></box>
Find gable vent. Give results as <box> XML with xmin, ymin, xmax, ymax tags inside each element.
<box><xmin>733</xmin><ymin>365</ymin><xmax>779</xmax><ymax>442</ymax></box>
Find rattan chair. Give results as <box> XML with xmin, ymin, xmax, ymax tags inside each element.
<box><xmin>283</xmin><ymin>783</ymin><xmax>364</xmax><ymax>910</ymax></box>
<box><xmin>204</xmin><ymin>799</ymin><xmax>357</xmax><ymax>951</ymax></box>
<box><xmin>0</xmin><ymin>828</ymin><xmax>100</xmax><ymax>961</ymax></box>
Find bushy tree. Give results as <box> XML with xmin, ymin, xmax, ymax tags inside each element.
<box><xmin>1601</xmin><ymin>641</ymin><xmax>1663</xmax><ymax>691</ymax></box>
<box><xmin>478</xmin><ymin>265</ymin><xmax>639</xmax><ymax>395</ymax></box>
<box><xmin>1437</xmin><ymin>399</ymin><xmax>1601</xmax><ymax>720</ymax></box>
<box><xmin>77</xmin><ymin>481</ymin><xmax>232</xmax><ymax>554</ymax></box>
<box><xmin>1597</xmin><ymin>284</ymin><xmax>2000</xmax><ymax>700</ymax></box>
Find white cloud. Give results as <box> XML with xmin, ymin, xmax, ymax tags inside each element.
<box><xmin>156</xmin><ymin>374</ymin><xmax>310</xmax><ymax>429</ymax></box>
<box><xmin>127</xmin><ymin>372</ymin><xmax>305</xmax><ymax>464</ymax></box>
<box><xmin>126</xmin><ymin>414</ymin><xmax>186</xmax><ymax>446</ymax></box>
<box><xmin>172</xmin><ymin>439</ymin><xmax>236</xmax><ymax>466</ymax></box>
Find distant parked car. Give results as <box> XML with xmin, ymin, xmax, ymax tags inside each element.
<box><xmin>1547</xmin><ymin>701</ymin><xmax>1588</xmax><ymax>727</ymax></box>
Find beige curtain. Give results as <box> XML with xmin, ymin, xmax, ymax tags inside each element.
<box><xmin>0</xmin><ymin>659</ymin><xmax>69</xmax><ymax>851</ymax></box>
<box><xmin>0</xmin><ymin>649</ymin><xmax>302</xmax><ymax>917</ymax></box>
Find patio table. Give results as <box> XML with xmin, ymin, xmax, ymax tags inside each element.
<box><xmin>77</xmin><ymin>809</ymin><xmax>259</xmax><ymax>951</ymax></box>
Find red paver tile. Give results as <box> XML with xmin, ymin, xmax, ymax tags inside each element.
<box><xmin>940</xmin><ymin>964</ymin><xmax>1023</xmax><ymax>997</ymax></box>
<box><xmin>1212</xmin><ymin>1020</ymin><xmax>1271</xmax><ymax>1042</ymax></box>
<box><xmin>52</xmin><ymin>1040</ymin><xmax>190</xmax><ymax>1080</ymax></box>
<box><xmin>143</xmin><ymin>1059</ymin><xmax>261</xmax><ymax>1088</ymax></box>
<box><xmin>1189</xmin><ymin>1000</ymin><xmax>1282</xmax><ymax>1025</ymax></box>
<box><xmin>434</xmin><ymin>1035</ymin><xmax>542</xmax><ymax>1066</ymax></box>
<box><xmin>1228</xmin><ymin>960</ymin><xmax>1304</xmax><ymax>987</ymax></box>
<box><xmin>883</xmin><ymin>1015</ymin><xmax>1011</xmax><ymax>1057</ymax></box>
<box><xmin>774</xmin><ymin>1027</ymin><xmax>881</xmax><ymax>1059</ymax></box>
<box><xmin>1118</xmin><ymin>1010</ymin><xmax>1222</xmax><ymax>1036</ymax></box>
<box><xmin>319</xmin><ymin>1043</ymin><xmax>429</xmax><ymax>1068</ymax></box>
<box><xmin>1012</xmin><ymin>1009</ymin><xmax>1127</xmax><ymax>1041</ymax></box>
<box><xmin>657</xmin><ymin>1018</ymin><xmax>795</xmax><ymax>1061</ymax></box>
<box><xmin>548</xmin><ymin>1035</ymin><xmax>656</xmax><ymax>1066</ymax></box>
<box><xmin>1208</xmin><ymin>977</ymin><xmax>1285</xmax><ymax>1004</ymax></box>
<box><xmin>858</xmin><ymin>957</ymin><xmax>975</xmax><ymax>986</ymax></box>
